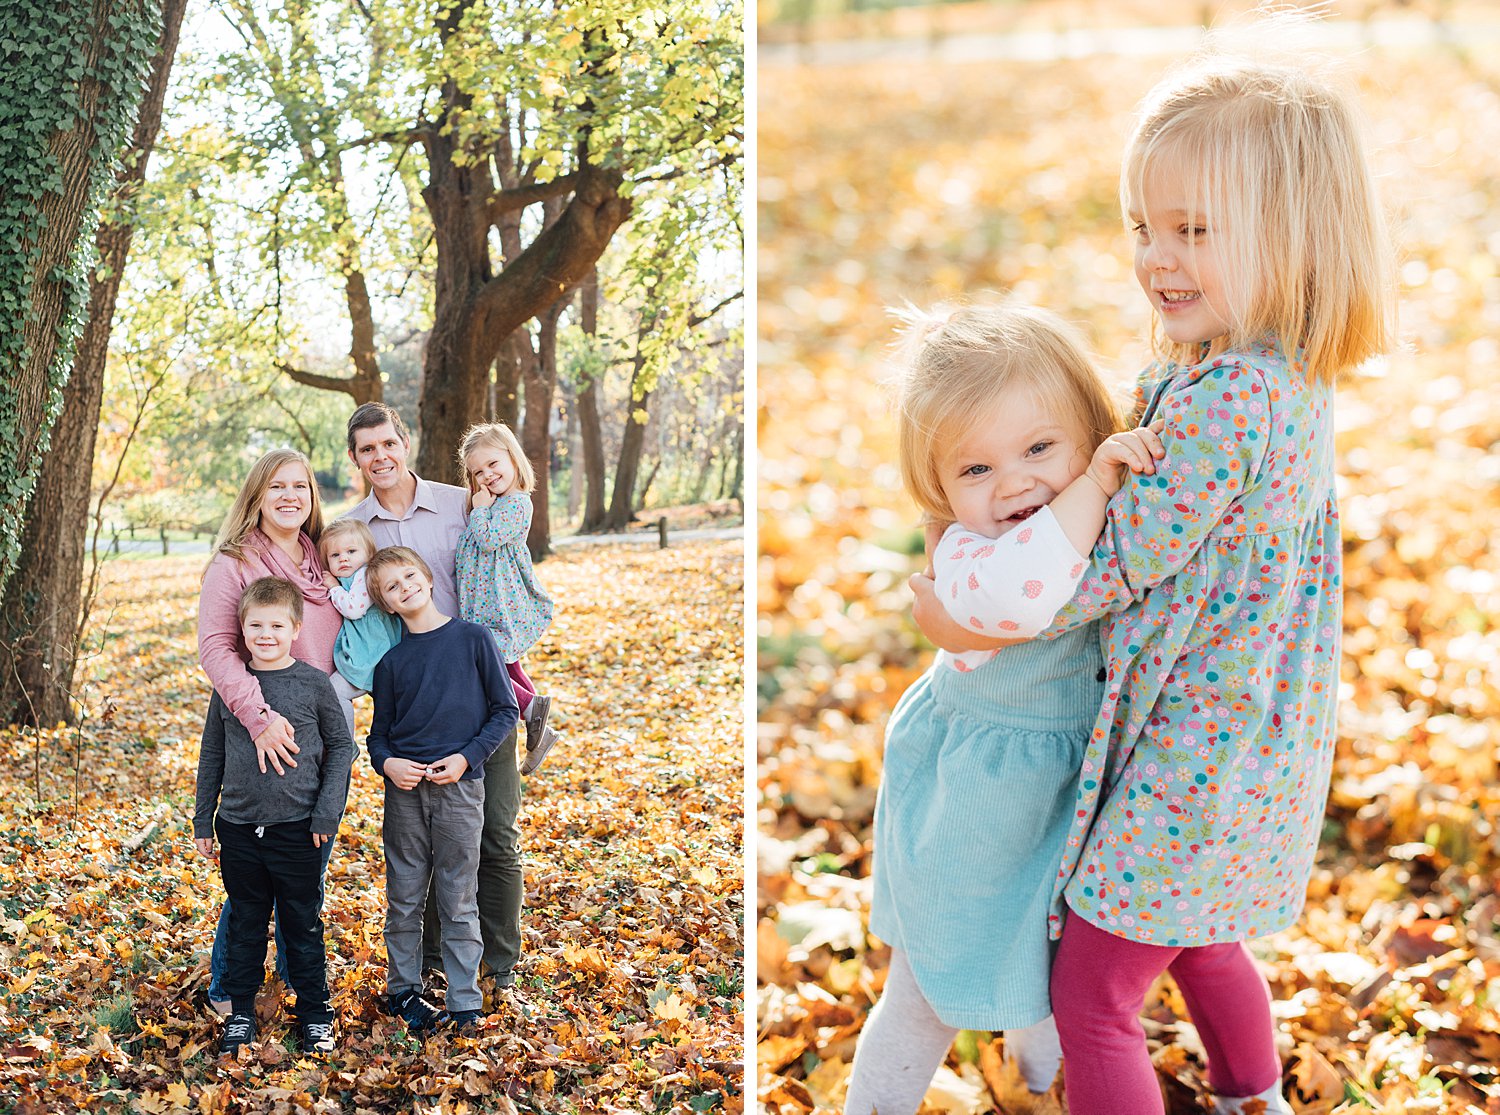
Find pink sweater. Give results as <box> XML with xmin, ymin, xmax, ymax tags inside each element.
<box><xmin>197</xmin><ymin>530</ymin><xmax>343</xmax><ymax>737</ymax></box>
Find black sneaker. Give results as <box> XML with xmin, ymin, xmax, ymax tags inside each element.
<box><xmin>387</xmin><ymin>989</ymin><xmax>446</xmax><ymax>1033</ymax></box>
<box><xmin>448</xmin><ymin>1008</ymin><xmax>483</xmax><ymax>1033</ymax></box>
<box><xmin>299</xmin><ymin>1020</ymin><xmax>336</xmax><ymax>1054</ymax></box>
<box><xmin>220</xmin><ymin>1012</ymin><xmax>256</xmax><ymax>1055</ymax></box>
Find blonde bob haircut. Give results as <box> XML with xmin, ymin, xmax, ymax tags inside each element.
<box><xmin>317</xmin><ymin>517</ymin><xmax>378</xmax><ymax>568</ymax></box>
<box><xmin>457</xmin><ymin>422</ymin><xmax>535</xmax><ymax>494</ymax></box>
<box><xmin>894</xmin><ymin>301</ymin><xmax>1122</xmax><ymax>524</ymax></box>
<box><xmin>365</xmin><ymin>546</ymin><xmax>434</xmax><ymax>613</ymax></box>
<box><xmin>1124</xmin><ymin>47</ymin><xmax>1392</xmax><ymax>382</ymax></box>
<box><xmin>211</xmin><ymin>448</ymin><xmax>325</xmax><ymax>564</ymax></box>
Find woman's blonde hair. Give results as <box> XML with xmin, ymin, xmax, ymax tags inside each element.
<box><xmin>1123</xmin><ymin>45</ymin><xmax>1393</xmax><ymax>381</ymax></box>
<box><xmin>212</xmin><ymin>449</ymin><xmax>324</xmax><ymax>563</ymax></box>
<box><xmin>894</xmin><ymin>302</ymin><xmax>1122</xmax><ymax>523</ymax></box>
<box><xmin>317</xmin><ymin>518</ymin><xmax>377</xmax><ymax>568</ymax></box>
<box><xmin>457</xmin><ymin>423</ymin><xmax>535</xmax><ymax>494</ymax></box>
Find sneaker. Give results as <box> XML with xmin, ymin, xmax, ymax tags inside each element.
<box><xmin>387</xmin><ymin>989</ymin><xmax>446</xmax><ymax>1033</ymax></box>
<box><xmin>524</xmin><ymin>693</ymin><xmax>552</xmax><ymax>742</ymax></box>
<box><xmin>298</xmin><ymin>1020</ymin><xmax>336</xmax><ymax>1055</ymax></box>
<box><xmin>220</xmin><ymin>1012</ymin><xmax>256</xmax><ymax>1056</ymax></box>
<box><xmin>521</xmin><ymin>725</ymin><xmax>558</xmax><ymax>775</ymax></box>
<box><xmin>448</xmin><ymin>1008</ymin><xmax>484</xmax><ymax>1033</ymax></box>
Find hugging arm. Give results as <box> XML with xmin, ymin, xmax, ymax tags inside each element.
<box><xmin>1042</xmin><ymin>359</ymin><xmax>1272</xmax><ymax>637</ymax></box>
<box><xmin>913</xmin><ymin>422</ymin><xmax>1165</xmax><ymax>652</ymax></box>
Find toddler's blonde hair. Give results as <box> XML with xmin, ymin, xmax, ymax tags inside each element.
<box><xmin>1124</xmin><ymin>42</ymin><xmax>1392</xmax><ymax>381</ymax></box>
<box><xmin>894</xmin><ymin>302</ymin><xmax>1121</xmax><ymax>524</ymax></box>
<box><xmin>317</xmin><ymin>518</ymin><xmax>377</xmax><ymax>569</ymax></box>
<box><xmin>457</xmin><ymin>422</ymin><xmax>535</xmax><ymax>494</ymax></box>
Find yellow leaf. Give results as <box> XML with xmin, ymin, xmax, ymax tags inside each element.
<box><xmin>559</xmin><ymin>29</ymin><xmax>583</xmax><ymax>50</ymax></box>
<box><xmin>652</xmin><ymin>992</ymin><xmax>690</xmax><ymax>1023</ymax></box>
<box><xmin>8</xmin><ymin>971</ymin><xmax>36</xmax><ymax>994</ymax></box>
<box><xmin>163</xmin><ymin>1081</ymin><xmax>191</xmax><ymax>1109</ymax></box>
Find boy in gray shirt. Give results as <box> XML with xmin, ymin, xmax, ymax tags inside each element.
<box><xmin>194</xmin><ymin>578</ymin><xmax>353</xmax><ymax>1057</ymax></box>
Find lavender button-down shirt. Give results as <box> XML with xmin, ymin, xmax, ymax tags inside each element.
<box><xmin>348</xmin><ymin>472</ymin><xmax>470</xmax><ymax>617</ymax></box>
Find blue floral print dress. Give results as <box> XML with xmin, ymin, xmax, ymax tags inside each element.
<box><xmin>455</xmin><ymin>493</ymin><xmax>554</xmax><ymax>662</ymax></box>
<box><xmin>1043</xmin><ymin>341</ymin><xmax>1341</xmax><ymax>947</ymax></box>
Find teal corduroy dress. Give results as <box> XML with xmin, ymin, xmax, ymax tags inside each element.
<box><xmin>869</xmin><ymin>623</ymin><xmax>1103</xmax><ymax>1030</ymax></box>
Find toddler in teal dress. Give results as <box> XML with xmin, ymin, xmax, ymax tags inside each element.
<box><xmin>319</xmin><ymin>518</ymin><xmax>403</xmax><ymax>707</ymax></box>
<box><xmin>845</xmin><ymin>303</ymin><xmax>1164</xmax><ymax>1115</ymax></box>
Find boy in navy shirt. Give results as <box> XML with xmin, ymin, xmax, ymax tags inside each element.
<box><xmin>365</xmin><ymin>546</ymin><xmax>518</xmax><ymax>1031</ymax></box>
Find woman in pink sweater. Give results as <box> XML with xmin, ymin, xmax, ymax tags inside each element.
<box><xmin>197</xmin><ymin>447</ymin><xmax>346</xmax><ymax>1013</ymax></box>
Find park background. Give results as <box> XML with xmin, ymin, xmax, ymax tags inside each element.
<box><xmin>0</xmin><ymin>0</ymin><xmax>744</xmax><ymax>1112</ymax></box>
<box><xmin>757</xmin><ymin>1</ymin><xmax>1500</xmax><ymax>1112</ymax></box>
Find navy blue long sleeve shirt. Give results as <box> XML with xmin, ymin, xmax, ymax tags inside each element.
<box><xmin>367</xmin><ymin>617</ymin><xmax>519</xmax><ymax>780</ymax></box>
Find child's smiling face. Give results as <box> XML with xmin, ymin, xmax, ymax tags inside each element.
<box><xmin>938</xmin><ymin>387</ymin><xmax>1090</xmax><ymax>538</ymax></box>
<box><xmin>375</xmin><ymin>563</ymin><xmax>433</xmax><ymax>617</ymax></box>
<box><xmin>241</xmin><ymin>604</ymin><xmax>299</xmax><ymax>669</ymax></box>
<box><xmin>1130</xmin><ymin>165</ymin><xmax>1234</xmax><ymax>346</ymax></box>
<box><xmin>466</xmin><ymin>445</ymin><xmax>517</xmax><ymax>497</ymax></box>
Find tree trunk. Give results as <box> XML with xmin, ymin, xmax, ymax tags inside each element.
<box><xmin>603</xmin><ymin>356</ymin><xmax>653</xmax><ymax>533</ymax></box>
<box><xmin>522</xmin><ymin>300</ymin><xmax>565</xmax><ymax>560</ymax></box>
<box><xmin>0</xmin><ymin>0</ymin><xmax>184</xmax><ymax>726</ymax></box>
<box><xmin>0</xmin><ymin>0</ymin><xmax>158</xmax><ymax>591</ymax></box>
<box><xmin>576</xmin><ymin>271</ymin><xmax>608</xmax><ymax>533</ymax></box>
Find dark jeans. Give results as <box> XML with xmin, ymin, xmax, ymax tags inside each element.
<box><xmin>422</xmin><ymin>727</ymin><xmax>522</xmax><ymax>978</ymax></box>
<box><xmin>216</xmin><ymin>818</ymin><xmax>332</xmax><ymax>1024</ymax></box>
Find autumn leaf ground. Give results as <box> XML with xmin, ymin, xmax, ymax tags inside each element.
<box><xmin>757</xmin><ymin>20</ymin><xmax>1500</xmax><ymax>1115</ymax></box>
<box><xmin>0</xmin><ymin>538</ymin><xmax>745</xmax><ymax>1114</ymax></box>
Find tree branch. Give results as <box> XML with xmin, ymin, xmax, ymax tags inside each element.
<box><xmin>688</xmin><ymin>289</ymin><xmax>744</xmax><ymax>329</ymax></box>
<box><xmin>631</xmin><ymin>149</ymin><xmax>740</xmax><ymax>186</ymax></box>
<box><xmin>277</xmin><ymin>362</ymin><xmax>359</xmax><ymax>396</ymax></box>
<box><xmin>486</xmin><ymin>172</ymin><xmax>580</xmax><ymax>223</ymax></box>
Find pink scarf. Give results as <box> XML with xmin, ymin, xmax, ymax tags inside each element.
<box><xmin>245</xmin><ymin>527</ymin><xmax>332</xmax><ymax>605</ymax></box>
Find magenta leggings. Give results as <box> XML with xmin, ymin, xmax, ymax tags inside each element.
<box><xmin>506</xmin><ymin>661</ymin><xmax>534</xmax><ymax>715</ymax></box>
<box><xmin>1051</xmin><ymin>908</ymin><xmax>1281</xmax><ymax>1115</ymax></box>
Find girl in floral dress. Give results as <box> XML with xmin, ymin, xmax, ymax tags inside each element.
<box><xmin>847</xmin><ymin>303</ymin><xmax>1164</xmax><ymax>1115</ymax></box>
<box><xmin>913</xmin><ymin>46</ymin><xmax>1392</xmax><ymax>1115</ymax></box>
<box><xmin>456</xmin><ymin>423</ymin><xmax>558</xmax><ymax>773</ymax></box>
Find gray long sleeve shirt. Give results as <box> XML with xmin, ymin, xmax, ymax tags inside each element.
<box><xmin>194</xmin><ymin>660</ymin><xmax>354</xmax><ymax>838</ymax></box>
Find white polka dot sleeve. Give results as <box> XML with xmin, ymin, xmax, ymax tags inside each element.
<box><xmin>933</xmin><ymin>508</ymin><xmax>1089</xmax><ymax>673</ymax></box>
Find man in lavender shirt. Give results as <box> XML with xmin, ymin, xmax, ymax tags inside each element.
<box><xmin>346</xmin><ymin>402</ymin><xmax>524</xmax><ymax>992</ymax></box>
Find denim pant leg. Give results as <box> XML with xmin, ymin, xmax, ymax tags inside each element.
<box><xmin>421</xmin><ymin>729</ymin><xmax>523</xmax><ymax>978</ymax></box>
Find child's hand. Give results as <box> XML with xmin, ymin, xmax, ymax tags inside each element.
<box><xmin>321</xmin><ymin>571</ymin><xmax>339</xmax><ymax>589</ymax></box>
<box><xmin>424</xmin><ymin>753</ymin><xmax>470</xmax><ymax>784</ymax></box>
<box><xmin>194</xmin><ymin>837</ymin><xmax>216</xmax><ymax>860</ymax></box>
<box><xmin>470</xmin><ymin>486</ymin><xmax>496</xmax><ymax>509</ymax></box>
<box><xmin>383</xmin><ymin>757</ymin><xmax>429</xmax><ymax>790</ymax></box>
<box><xmin>312</xmin><ymin>831</ymin><xmax>336</xmax><ymax>848</ymax></box>
<box><xmin>1084</xmin><ymin>421</ymin><xmax>1166</xmax><ymax>498</ymax></box>
<box><xmin>253</xmin><ymin>714</ymin><xmax>300</xmax><ymax>775</ymax></box>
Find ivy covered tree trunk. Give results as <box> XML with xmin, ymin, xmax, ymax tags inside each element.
<box><xmin>0</xmin><ymin>0</ymin><xmax>158</xmax><ymax>595</ymax></box>
<box><xmin>603</xmin><ymin>352</ymin><xmax>654</xmax><ymax>533</ymax></box>
<box><xmin>0</xmin><ymin>0</ymin><xmax>183</xmax><ymax>727</ymax></box>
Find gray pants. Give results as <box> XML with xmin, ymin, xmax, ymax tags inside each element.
<box><xmin>383</xmin><ymin>777</ymin><xmax>486</xmax><ymax>1011</ymax></box>
<box><xmin>423</xmin><ymin>729</ymin><xmax>523</xmax><ymax>979</ymax></box>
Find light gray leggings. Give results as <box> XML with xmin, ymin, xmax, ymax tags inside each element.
<box><xmin>845</xmin><ymin>948</ymin><xmax>1062</xmax><ymax>1115</ymax></box>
